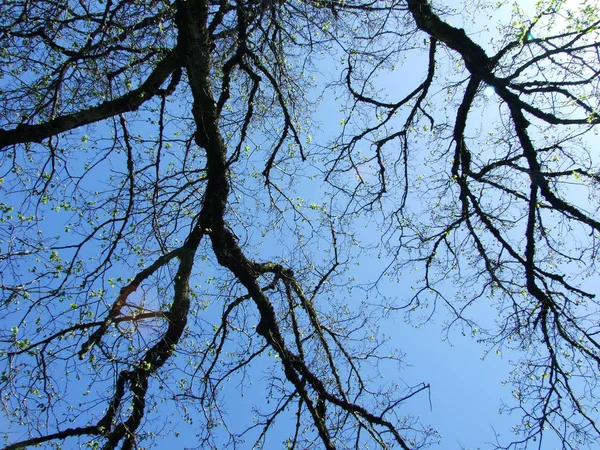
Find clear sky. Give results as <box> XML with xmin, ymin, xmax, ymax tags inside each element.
<box><xmin>1</xmin><ymin>0</ymin><xmax>598</xmax><ymax>449</ymax></box>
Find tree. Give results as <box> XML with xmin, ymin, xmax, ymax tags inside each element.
<box><xmin>0</xmin><ymin>0</ymin><xmax>598</xmax><ymax>449</ymax></box>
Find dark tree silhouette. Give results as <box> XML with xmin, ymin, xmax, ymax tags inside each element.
<box><xmin>0</xmin><ymin>0</ymin><xmax>599</xmax><ymax>449</ymax></box>
<box><xmin>329</xmin><ymin>1</ymin><xmax>600</xmax><ymax>448</ymax></box>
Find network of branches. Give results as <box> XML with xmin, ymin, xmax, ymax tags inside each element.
<box><xmin>0</xmin><ymin>0</ymin><xmax>599</xmax><ymax>449</ymax></box>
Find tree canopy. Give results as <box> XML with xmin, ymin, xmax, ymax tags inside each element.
<box><xmin>1</xmin><ymin>0</ymin><xmax>599</xmax><ymax>449</ymax></box>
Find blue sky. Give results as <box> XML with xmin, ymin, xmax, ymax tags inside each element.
<box><xmin>1</xmin><ymin>0</ymin><xmax>598</xmax><ymax>449</ymax></box>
